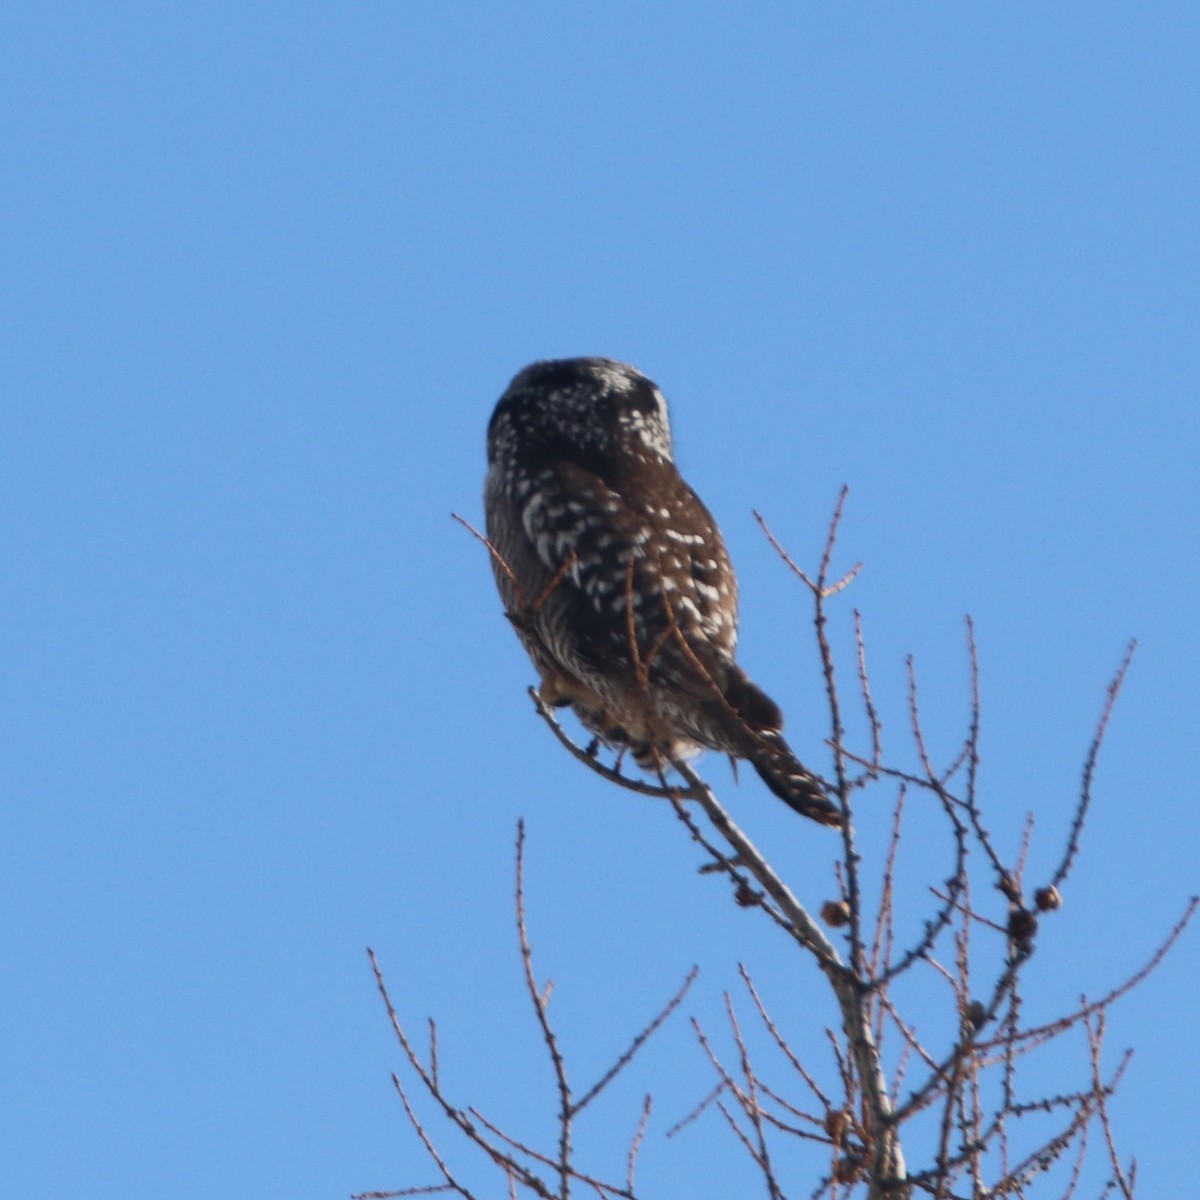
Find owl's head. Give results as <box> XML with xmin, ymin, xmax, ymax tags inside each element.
<box><xmin>488</xmin><ymin>357</ymin><xmax>674</xmax><ymax>470</ymax></box>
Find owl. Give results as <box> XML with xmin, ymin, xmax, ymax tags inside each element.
<box><xmin>484</xmin><ymin>357</ymin><xmax>841</xmax><ymax>828</ymax></box>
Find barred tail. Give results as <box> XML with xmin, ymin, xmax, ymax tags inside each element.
<box><xmin>746</xmin><ymin>728</ymin><xmax>843</xmax><ymax>827</ymax></box>
<box><xmin>708</xmin><ymin>664</ymin><xmax>842</xmax><ymax>827</ymax></box>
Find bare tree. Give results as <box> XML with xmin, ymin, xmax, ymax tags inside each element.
<box><xmin>362</xmin><ymin>490</ymin><xmax>1194</xmax><ymax>1200</ymax></box>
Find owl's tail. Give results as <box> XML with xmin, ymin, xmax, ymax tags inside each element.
<box><xmin>745</xmin><ymin>728</ymin><xmax>843</xmax><ymax>827</ymax></box>
<box><xmin>715</xmin><ymin>667</ymin><xmax>843</xmax><ymax>828</ymax></box>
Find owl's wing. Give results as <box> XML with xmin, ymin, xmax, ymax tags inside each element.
<box><xmin>515</xmin><ymin>461</ymin><xmax>739</xmax><ymax>689</ymax></box>
<box><xmin>514</xmin><ymin>461</ymin><xmax>643</xmax><ymax>634</ymax></box>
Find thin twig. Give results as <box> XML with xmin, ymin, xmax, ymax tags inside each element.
<box><xmin>1049</xmin><ymin>641</ymin><xmax>1137</xmax><ymax>892</ymax></box>
<box><xmin>465</xmin><ymin>1109</ymin><xmax>638</xmax><ymax>1200</ymax></box>
<box><xmin>626</xmin><ymin>1096</ymin><xmax>652</xmax><ymax>1194</ymax></box>
<box><xmin>724</xmin><ymin>993</ymin><xmax>785</xmax><ymax>1200</ymax></box>
<box><xmin>853</xmin><ymin>608</ymin><xmax>883</xmax><ymax>771</ymax></box>
<box><xmin>1084</xmin><ymin>1009</ymin><xmax>1136</xmax><ymax>1200</ymax></box>
<box><xmin>664</xmin><ymin>1082</ymin><xmax>726</xmax><ymax>1139</ymax></box>
<box><xmin>986</xmin><ymin>895</ymin><xmax>1197</xmax><ymax>1051</ymax></box>
<box><xmin>870</xmin><ymin>786</ymin><xmax>906</xmax><ymax>986</ymax></box>
<box><xmin>574</xmin><ymin>967</ymin><xmax>699</xmax><ymax>1114</ymax></box>
<box><xmin>389</xmin><ymin>1072</ymin><xmax>478</xmax><ymax>1200</ymax></box>
<box><xmin>515</xmin><ymin>822</ymin><xmax>573</xmax><ymax>1199</ymax></box>
<box><xmin>452</xmin><ymin>512</ymin><xmax>527</xmax><ymax>606</ymax></box>
<box><xmin>367</xmin><ymin>949</ymin><xmax>558</xmax><ymax>1199</ymax></box>
<box><xmin>739</xmin><ymin>965</ymin><xmax>836</xmax><ymax>1116</ymax></box>
<box><xmin>353</xmin><ymin>1184</ymin><xmax>460</xmax><ymax>1199</ymax></box>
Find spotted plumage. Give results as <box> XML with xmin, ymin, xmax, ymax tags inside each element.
<box><xmin>484</xmin><ymin>356</ymin><xmax>840</xmax><ymax>827</ymax></box>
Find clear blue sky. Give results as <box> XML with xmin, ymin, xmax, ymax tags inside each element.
<box><xmin>3</xmin><ymin>4</ymin><xmax>1197</xmax><ymax>1197</ymax></box>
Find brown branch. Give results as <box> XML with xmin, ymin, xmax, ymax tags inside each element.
<box><xmin>515</xmin><ymin>822</ymin><xmax>573</xmax><ymax>1199</ymax></box>
<box><xmin>353</xmin><ymin>1186</ymin><xmax>456</xmax><ymax>1199</ymax></box>
<box><xmin>367</xmin><ymin>949</ymin><xmax>558</xmax><ymax>1199</ymax></box>
<box><xmin>464</xmin><ymin>1109</ymin><xmax>637</xmax><ymax>1200</ymax></box>
<box><xmin>670</xmin><ymin>759</ymin><xmax>842</xmax><ymax>967</ymax></box>
<box><xmin>623</xmin><ymin>555</ymin><xmax>646</xmax><ymax>688</ymax></box>
<box><xmin>428</xmin><ymin>1019</ymin><xmax>439</xmax><ymax>1092</ymax></box>
<box><xmin>870</xmin><ymin>786</ymin><xmax>905</xmax><ymax>986</ymax></box>
<box><xmin>853</xmin><ymin>608</ymin><xmax>883</xmax><ymax>773</ymax></box>
<box><xmin>1084</xmin><ymin>1009</ymin><xmax>1136</xmax><ymax>1200</ymax></box>
<box><xmin>574</xmin><ymin>966</ymin><xmax>699</xmax><ymax>1114</ymax></box>
<box><xmin>1062</xmin><ymin>1118</ymin><xmax>1090</xmax><ymax>1200</ymax></box>
<box><xmin>987</xmin><ymin>895</ymin><xmax>1197</xmax><ymax>1051</ymax></box>
<box><xmin>753</xmin><ymin>491</ymin><xmax>862</xmax><ymax>599</ymax></box>
<box><xmin>714</xmin><ymin>1098</ymin><xmax>770</xmax><ymax>1176</ymax></box>
<box><xmin>739</xmin><ymin>965</ymin><xmax>837</xmax><ymax>1117</ymax></box>
<box><xmin>753</xmin><ymin>494</ymin><xmax>912</xmax><ymax>1197</ymax></box>
<box><xmin>927</xmin><ymin>886</ymin><xmax>1009</xmax><ymax>937</ymax></box>
<box><xmin>893</xmin><ymin>931</ymin><xmax>1035</xmax><ymax>1127</ymax></box>
<box><xmin>690</xmin><ymin>1016</ymin><xmax>769</xmax><ymax>1175</ymax></box>
<box><xmin>528</xmin><ymin>689</ymin><xmax>688</xmax><ymax>799</ymax></box>
<box><xmin>659</xmin><ymin>782</ymin><xmax>797</xmax><ymax>940</ymax></box>
<box><xmin>954</xmin><ymin>619</ymin><xmax>1018</xmax><ymax>904</ymax></box>
<box><xmin>352</xmin><ymin>1176</ymin><xmax>456</xmax><ymax>1195</ymax></box>
<box><xmin>664</xmin><ymin>1081</ymin><xmax>725</xmax><ymax>1139</ymax></box>
<box><xmin>452</xmin><ymin>512</ymin><xmax>528</xmax><ymax>607</ymax></box>
<box><xmin>389</xmin><ymin>1072</ymin><xmax>478</xmax><ymax>1200</ymax></box>
<box><xmin>909</xmin><ymin>648</ymin><xmax>1009</xmax><ymax>901</ymax></box>
<box><xmin>529</xmin><ymin>548</ymin><xmax>580</xmax><ymax>617</ymax></box>
<box><xmin>835</xmin><ymin>744</ymin><xmax>967</xmax><ymax>989</ymax></box>
<box><xmin>1049</xmin><ymin>641</ymin><xmax>1137</xmax><ymax>892</ymax></box>
<box><xmin>625</xmin><ymin>1096</ymin><xmax>652</xmax><ymax>1195</ymax></box>
<box><xmin>876</xmin><ymin>991</ymin><xmax>940</xmax><ymax>1079</ymax></box>
<box><xmin>724</xmin><ymin>994</ymin><xmax>785</xmax><ymax>1200</ymax></box>
<box><xmin>753</xmin><ymin>1078</ymin><xmax>835</xmax><ymax>1140</ymax></box>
